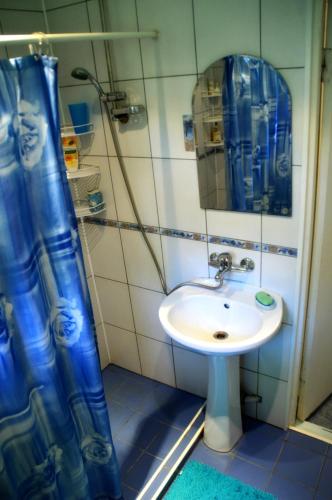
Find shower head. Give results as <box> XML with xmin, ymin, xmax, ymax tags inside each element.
<box><xmin>71</xmin><ymin>67</ymin><xmax>105</xmax><ymax>98</ymax></box>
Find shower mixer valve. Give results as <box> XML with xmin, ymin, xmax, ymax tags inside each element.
<box><xmin>101</xmin><ymin>91</ymin><xmax>127</xmax><ymax>103</ymax></box>
<box><xmin>71</xmin><ymin>67</ymin><xmax>145</xmax><ymax>123</ymax></box>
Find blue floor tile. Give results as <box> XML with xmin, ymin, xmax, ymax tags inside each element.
<box><xmin>266</xmin><ymin>474</ymin><xmax>315</xmax><ymax>499</ymax></box>
<box><xmin>139</xmin><ymin>384</ymin><xmax>204</xmax><ymax>429</ymax></box>
<box><xmin>108</xmin><ymin>401</ymin><xmax>135</xmax><ymax>434</ymax></box>
<box><xmin>116</xmin><ymin>412</ymin><xmax>164</xmax><ymax>450</ymax></box>
<box><xmin>113</xmin><ymin>437</ymin><xmax>143</xmax><ymax>479</ymax></box>
<box><xmin>274</xmin><ymin>442</ymin><xmax>325</xmax><ymax>489</ymax></box>
<box><xmin>286</xmin><ymin>430</ymin><xmax>329</xmax><ymax>455</ymax></box>
<box><xmin>146</xmin><ymin>424</ymin><xmax>183</xmax><ymax>459</ymax></box>
<box><xmin>124</xmin><ymin>452</ymin><xmax>164</xmax><ymax>491</ymax></box>
<box><xmin>327</xmin><ymin>445</ymin><xmax>332</xmax><ymax>458</ymax></box>
<box><xmin>235</xmin><ymin>419</ymin><xmax>285</xmax><ymax>470</ymax></box>
<box><xmin>317</xmin><ymin>457</ymin><xmax>332</xmax><ymax>498</ymax></box>
<box><xmin>188</xmin><ymin>440</ymin><xmax>234</xmax><ymax>473</ymax></box>
<box><xmin>102</xmin><ymin>365</ymin><xmax>127</xmax><ymax>393</ymax></box>
<box><xmin>111</xmin><ymin>378</ymin><xmax>157</xmax><ymax>411</ymax></box>
<box><xmin>121</xmin><ymin>484</ymin><xmax>138</xmax><ymax>500</ymax></box>
<box><xmin>226</xmin><ymin>456</ymin><xmax>271</xmax><ymax>490</ymax></box>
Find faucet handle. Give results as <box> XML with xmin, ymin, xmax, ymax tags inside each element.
<box><xmin>209</xmin><ymin>252</ymin><xmax>232</xmax><ymax>269</ymax></box>
<box><xmin>209</xmin><ymin>252</ymin><xmax>220</xmax><ymax>267</ymax></box>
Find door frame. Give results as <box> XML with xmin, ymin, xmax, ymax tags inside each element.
<box><xmin>286</xmin><ymin>0</ymin><xmax>326</xmax><ymax>426</ymax></box>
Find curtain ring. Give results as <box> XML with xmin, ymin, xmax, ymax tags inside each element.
<box><xmin>29</xmin><ymin>32</ymin><xmax>50</xmax><ymax>59</ymax></box>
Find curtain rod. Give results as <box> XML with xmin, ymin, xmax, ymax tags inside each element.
<box><xmin>0</xmin><ymin>31</ymin><xmax>159</xmax><ymax>46</ymax></box>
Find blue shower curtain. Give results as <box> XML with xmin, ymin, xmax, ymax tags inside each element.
<box><xmin>222</xmin><ymin>55</ymin><xmax>292</xmax><ymax>215</ymax></box>
<box><xmin>0</xmin><ymin>55</ymin><xmax>121</xmax><ymax>499</ymax></box>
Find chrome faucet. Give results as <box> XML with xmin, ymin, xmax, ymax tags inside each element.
<box><xmin>209</xmin><ymin>252</ymin><xmax>254</xmax><ymax>283</ymax></box>
<box><xmin>168</xmin><ymin>252</ymin><xmax>255</xmax><ymax>295</ymax></box>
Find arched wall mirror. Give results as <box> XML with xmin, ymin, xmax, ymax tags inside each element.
<box><xmin>192</xmin><ymin>54</ymin><xmax>292</xmax><ymax>216</ymax></box>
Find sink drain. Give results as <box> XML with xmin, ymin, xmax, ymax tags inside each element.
<box><xmin>213</xmin><ymin>331</ymin><xmax>229</xmax><ymax>340</ymax></box>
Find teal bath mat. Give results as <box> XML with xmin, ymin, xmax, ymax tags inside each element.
<box><xmin>164</xmin><ymin>461</ymin><xmax>276</xmax><ymax>500</ymax></box>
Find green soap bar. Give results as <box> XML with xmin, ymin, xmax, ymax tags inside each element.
<box><xmin>255</xmin><ymin>291</ymin><xmax>275</xmax><ymax>307</ymax></box>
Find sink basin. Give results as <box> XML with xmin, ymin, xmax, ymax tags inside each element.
<box><xmin>159</xmin><ymin>280</ymin><xmax>283</xmax><ymax>452</ymax></box>
<box><xmin>159</xmin><ymin>280</ymin><xmax>282</xmax><ymax>355</ymax></box>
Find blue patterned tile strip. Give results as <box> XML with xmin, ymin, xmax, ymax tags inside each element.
<box><xmin>160</xmin><ymin>227</ymin><xmax>208</xmax><ymax>242</ymax></box>
<box><xmin>84</xmin><ymin>217</ymin><xmax>297</xmax><ymax>258</ymax></box>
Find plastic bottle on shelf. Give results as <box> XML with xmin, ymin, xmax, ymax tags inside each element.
<box><xmin>62</xmin><ymin>136</ymin><xmax>79</xmax><ymax>172</ymax></box>
<box><xmin>211</xmin><ymin>123</ymin><xmax>221</xmax><ymax>143</ymax></box>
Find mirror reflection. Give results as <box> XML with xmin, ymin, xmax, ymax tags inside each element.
<box><xmin>193</xmin><ymin>55</ymin><xmax>292</xmax><ymax>216</ymax></box>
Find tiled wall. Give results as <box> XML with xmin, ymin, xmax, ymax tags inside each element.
<box><xmin>0</xmin><ymin>1</ymin><xmax>46</xmax><ymax>59</ymax></box>
<box><xmin>11</xmin><ymin>0</ymin><xmax>308</xmax><ymax>428</ymax></box>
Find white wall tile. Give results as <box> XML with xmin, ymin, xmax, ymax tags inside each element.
<box><xmin>173</xmin><ymin>346</ymin><xmax>208</xmax><ymax>398</ymax></box>
<box><xmin>327</xmin><ymin>0</ymin><xmax>332</xmax><ymax>50</ymax></box>
<box><xmin>208</xmin><ymin>243</ymin><xmax>261</xmax><ymax>287</ymax></box>
<box><xmin>105</xmin><ymin>323</ymin><xmax>141</xmax><ymax>374</ymax></box>
<box><xmin>89</xmin><ymin>226</ymin><xmax>127</xmax><ymax>282</ymax></box>
<box><xmin>110</xmin><ymin>157</ymin><xmax>159</xmax><ymax>226</ymax></box>
<box><xmin>240</xmin><ymin>368</ymin><xmax>258</xmax><ymax>419</ymax></box>
<box><xmin>0</xmin><ymin>46</ymin><xmax>7</xmax><ymax>61</ymax></box>
<box><xmin>259</xmin><ymin>324</ymin><xmax>293</xmax><ymax>381</ymax></box>
<box><xmin>261</xmin><ymin>0</ymin><xmax>305</xmax><ymax>68</ymax></box>
<box><xmin>261</xmin><ymin>253</ymin><xmax>297</xmax><ymax>325</ymax></box>
<box><xmin>145</xmin><ymin>75</ymin><xmax>197</xmax><ymax>159</ymax></box>
<box><xmin>161</xmin><ymin>236</ymin><xmax>208</xmax><ymax>291</ymax></box>
<box><xmin>104</xmin><ymin>0</ymin><xmax>142</xmax><ymax>81</ymax></box>
<box><xmin>47</xmin><ymin>4</ymin><xmax>96</xmax><ymax>87</ymax></box>
<box><xmin>86</xmin><ymin>0</ymin><xmax>109</xmax><ymax>84</ymax></box>
<box><xmin>279</xmin><ymin>69</ymin><xmax>305</xmax><ymax>167</ymax></box>
<box><xmin>79</xmin><ymin>225</ymin><xmax>92</xmax><ymax>278</ymax></box>
<box><xmin>2</xmin><ymin>0</ymin><xmax>42</xmax><ymax>8</ymax></box>
<box><xmin>120</xmin><ymin>229</ymin><xmax>164</xmax><ymax>292</ymax></box>
<box><xmin>137</xmin><ymin>0</ymin><xmax>196</xmax><ymax>78</ymax></box>
<box><xmin>262</xmin><ymin>166</ymin><xmax>301</xmax><ymax>248</ymax></box>
<box><xmin>240</xmin><ymin>349</ymin><xmax>259</xmax><ymax>372</ymax></box>
<box><xmin>45</xmin><ymin>0</ymin><xmax>75</xmax><ymax>8</ymax></box>
<box><xmin>137</xmin><ymin>335</ymin><xmax>175</xmax><ymax>386</ymax></box>
<box><xmin>257</xmin><ymin>375</ymin><xmax>288</xmax><ymax>428</ymax></box>
<box><xmin>102</xmin><ymin>80</ymin><xmax>151</xmax><ymax>158</ymax></box>
<box><xmin>96</xmin><ymin>323</ymin><xmax>110</xmax><ymax>370</ymax></box>
<box><xmin>1</xmin><ymin>10</ymin><xmax>46</xmax><ymax>59</ymax></box>
<box><xmin>60</xmin><ymin>84</ymin><xmax>108</xmax><ymax>156</ymax></box>
<box><xmin>83</xmin><ymin>155</ymin><xmax>117</xmax><ymax>220</ymax></box>
<box><xmin>153</xmin><ymin>158</ymin><xmax>206</xmax><ymax>233</ymax></box>
<box><xmin>129</xmin><ymin>286</ymin><xmax>169</xmax><ymax>343</ymax></box>
<box><xmin>194</xmin><ymin>0</ymin><xmax>260</xmax><ymax>73</ymax></box>
<box><xmin>88</xmin><ymin>276</ymin><xmax>102</xmax><ymax>325</ymax></box>
<box><xmin>95</xmin><ymin>277</ymin><xmax>134</xmax><ymax>331</ymax></box>
<box><xmin>206</xmin><ymin>210</ymin><xmax>261</xmax><ymax>243</ymax></box>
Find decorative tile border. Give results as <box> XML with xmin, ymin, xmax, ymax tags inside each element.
<box><xmin>85</xmin><ymin>216</ymin><xmax>298</xmax><ymax>258</ymax></box>
<box><xmin>160</xmin><ymin>227</ymin><xmax>207</xmax><ymax>242</ymax></box>
<box><xmin>208</xmin><ymin>234</ymin><xmax>261</xmax><ymax>252</ymax></box>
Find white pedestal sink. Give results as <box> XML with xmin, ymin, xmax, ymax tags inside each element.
<box><xmin>159</xmin><ymin>280</ymin><xmax>283</xmax><ymax>452</ymax></box>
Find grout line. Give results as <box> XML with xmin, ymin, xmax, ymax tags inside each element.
<box><xmin>94</xmin><ymin>274</ymin><xmax>163</xmax><ymax>294</ymax></box>
<box><xmin>191</xmin><ymin>0</ymin><xmax>199</xmax><ymax>75</ymax></box>
<box><xmin>133</xmin><ymin>4</ymin><xmax>174</xmax><ymax>386</ymax></box>
<box><xmin>127</xmin><ymin>285</ymin><xmax>144</xmax><ymax>376</ymax></box>
<box><xmin>58</xmin><ymin>66</ymin><xmax>305</xmax><ymax>90</ymax></box>
<box><xmin>45</xmin><ymin>0</ymin><xmax>86</xmax><ymax>13</ymax></box>
<box><xmin>0</xmin><ymin>7</ymin><xmax>43</xmax><ymax>12</ymax></box>
<box><xmin>104</xmin><ymin>321</ymin><xmax>171</xmax><ymax>347</ymax></box>
<box><xmin>83</xmin><ymin>153</ymin><xmax>303</xmax><ymax>169</ymax></box>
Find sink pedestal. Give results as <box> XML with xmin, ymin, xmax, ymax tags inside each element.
<box><xmin>204</xmin><ymin>355</ymin><xmax>242</xmax><ymax>452</ymax></box>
